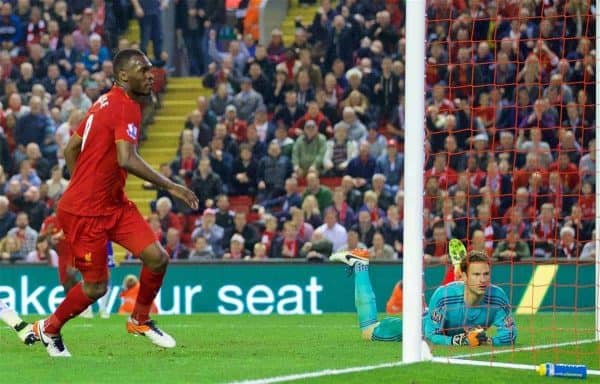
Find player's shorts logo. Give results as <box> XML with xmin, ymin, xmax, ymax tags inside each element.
<box><xmin>127</xmin><ymin>123</ymin><xmax>138</xmax><ymax>140</ymax></box>
<box><xmin>83</xmin><ymin>252</ymin><xmax>92</xmax><ymax>264</ymax></box>
<box><xmin>504</xmin><ymin>315</ymin><xmax>514</xmax><ymax>328</ymax></box>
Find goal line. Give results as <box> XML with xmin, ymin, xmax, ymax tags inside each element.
<box><xmin>228</xmin><ymin>339</ymin><xmax>600</xmax><ymax>384</ymax></box>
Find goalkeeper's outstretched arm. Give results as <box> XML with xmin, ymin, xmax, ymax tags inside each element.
<box><xmin>489</xmin><ymin>288</ymin><xmax>518</xmax><ymax>346</ymax></box>
<box><xmin>423</xmin><ymin>286</ymin><xmax>455</xmax><ymax>345</ymax></box>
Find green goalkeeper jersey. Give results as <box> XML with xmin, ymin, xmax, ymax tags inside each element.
<box><xmin>423</xmin><ymin>282</ymin><xmax>517</xmax><ymax>346</ymax></box>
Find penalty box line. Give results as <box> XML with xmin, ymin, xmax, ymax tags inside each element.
<box><xmin>228</xmin><ymin>339</ymin><xmax>599</xmax><ymax>384</ymax></box>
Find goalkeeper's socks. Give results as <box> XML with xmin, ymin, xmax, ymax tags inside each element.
<box><xmin>371</xmin><ymin>317</ymin><xmax>403</xmax><ymax>342</ymax></box>
<box><xmin>354</xmin><ymin>263</ymin><xmax>378</xmax><ymax>330</ymax></box>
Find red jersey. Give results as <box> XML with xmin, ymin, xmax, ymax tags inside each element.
<box><xmin>58</xmin><ymin>86</ymin><xmax>141</xmax><ymax>216</ymax></box>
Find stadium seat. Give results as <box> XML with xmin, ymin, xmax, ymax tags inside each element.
<box><xmin>229</xmin><ymin>195</ymin><xmax>254</xmax><ymax>214</ymax></box>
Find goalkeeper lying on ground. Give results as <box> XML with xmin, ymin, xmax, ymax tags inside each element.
<box><xmin>330</xmin><ymin>246</ymin><xmax>517</xmax><ymax>346</ymax></box>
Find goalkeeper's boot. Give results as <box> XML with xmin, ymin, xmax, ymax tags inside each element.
<box><xmin>127</xmin><ymin>317</ymin><xmax>176</xmax><ymax>348</ymax></box>
<box><xmin>14</xmin><ymin>321</ymin><xmax>38</xmax><ymax>345</ymax></box>
<box><xmin>449</xmin><ymin>239</ymin><xmax>467</xmax><ymax>268</ymax></box>
<box><xmin>32</xmin><ymin>319</ymin><xmax>71</xmax><ymax>357</ymax></box>
<box><xmin>330</xmin><ymin>248</ymin><xmax>370</xmax><ymax>267</ymax></box>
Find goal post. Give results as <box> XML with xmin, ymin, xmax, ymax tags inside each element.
<box><xmin>401</xmin><ymin>0</ymin><xmax>600</xmax><ymax>372</ymax></box>
<box><xmin>596</xmin><ymin>0</ymin><xmax>600</xmax><ymax>343</ymax></box>
<box><xmin>402</xmin><ymin>0</ymin><xmax>426</xmax><ymax>364</ymax></box>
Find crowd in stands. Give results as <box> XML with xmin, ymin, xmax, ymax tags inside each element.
<box><xmin>0</xmin><ymin>0</ymin><xmax>597</xmax><ymax>265</ymax></box>
<box><xmin>144</xmin><ymin>0</ymin><xmax>597</xmax><ymax>263</ymax></box>
<box><xmin>0</xmin><ymin>0</ymin><xmax>168</xmax><ymax>264</ymax></box>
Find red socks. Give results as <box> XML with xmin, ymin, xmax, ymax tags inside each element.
<box><xmin>132</xmin><ymin>266</ymin><xmax>165</xmax><ymax>323</ymax></box>
<box><xmin>45</xmin><ymin>282</ymin><xmax>94</xmax><ymax>334</ymax></box>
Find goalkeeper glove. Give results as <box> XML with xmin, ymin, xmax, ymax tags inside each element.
<box><xmin>451</xmin><ymin>329</ymin><xmax>490</xmax><ymax>346</ymax></box>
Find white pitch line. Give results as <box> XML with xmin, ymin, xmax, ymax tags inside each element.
<box><xmin>228</xmin><ymin>339</ymin><xmax>600</xmax><ymax>384</ymax></box>
<box><xmin>448</xmin><ymin>338</ymin><xmax>597</xmax><ymax>359</ymax></box>
<box><xmin>227</xmin><ymin>361</ymin><xmax>410</xmax><ymax>384</ymax></box>
<box><xmin>431</xmin><ymin>357</ymin><xmax>600</xmax><ymax>376</ymax></box>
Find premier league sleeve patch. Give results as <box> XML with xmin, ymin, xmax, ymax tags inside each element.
<box><xmin>127</xmin><ymin>123</ymin><xmax>138</xmax><ymax>140</ymax></box>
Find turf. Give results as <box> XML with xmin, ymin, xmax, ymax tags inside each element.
<box><xmin>0</xmin><ymin>313</ymin><xmax>598</xmax><ymax>384</ymax></box>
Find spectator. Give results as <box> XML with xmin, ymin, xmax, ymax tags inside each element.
<box><xmin>7</xmin><ymin>212</ymin><xmax>37</xmax><ymax>260</ymax></box>
<box><xmin>13</xmin><ymin>186</ymin><xmax>47</xmax><ymax>231</ymax></box>
<box><xmin>340</xmin><ymin>106</ymin><xmax>367</xmax><ymax>142</ymax></box>
<box><xmin>45</xmin><ymin>165</ymin><xmax>68</xmax><ymax>201</ymax></box>
<box><xmin>292</xmin><ymin>100</ymin><xmax>332</xmax><ymax>139</ymax></box>
<box><xmin>273</xmin><ymin>91</ymin><xmax>306</xmax><ymax>128</ymax></box>
<box><xmin>493</xmin><ymin>229</ymin><xmax>530</xmax><ymax>262</ymax></box>
<box><xmin>209</xmin><ymin>83</ymin><xmax>234</xmax><ymax>119</ymax></box>
<box><xmin>364</xmin><ymin>124</ymin><xmax>387</xmax><ymax>159</ymax></box>
<box><xmin>23</xmin><ymin>142</ymin><xmax>50</xmax><ymax>181</ymax></box>
<box><xmin>315</xmin><ymin>208</ymin><xmax>347</xmax><ymax>252</ymax></box>
<box><xmin>323</xmin><ymin>122</ymin><xmax>358</xmax><ymax>176</ymax></box>
<box><xmin>223</xmin><ymin>104</ymin><xmax>248</xmax><ymax>143</ymax></box>
<box><xmin>191</xmin><ymin>208</ymin><xmax>224</xmax><ymax>255</ymax></box>
<box><xmin>0</xmin><ymin>235</ymin><xmax>22</xmax><ymax>262</ymax></box>
<box><xmin>170</xmin><ymin>142</ymin><xmax>198</xmax><ymax>187</ymax></box>
<box><xmin>225</xmin><ymin>211</ymin><xmax>259</xmax><ymax>252</ymax></box>
<box><xmin>531</xmin><ymin>203</ymin><xmax>559</xmax><ymax>259</ymax></box>
<box><xmin>231</xmin><ymin>143</ymin><xmax>258</xmax><ymax>196</ymax></box>
<box><xmin>580</xmin><ymin>230</ymin><xmax>595</xmax><ymax>261</ymax></box>
<box><xmin>5</xmin><ymin>160</ymin><xmax>41</xmax><ymax>194</ymax></box>
<box><xmin>82</xmin><ymin>33</ymin><xmax>110</xmax><ymax>73</ymax></box>
<box><xmin>233</xmin><ymin>76</ymin><xmax>264</xmax><ymax>122</ymax></box>
<box><xmin>261</xmin><ymin>177</ymin><xmax>301</xmax><ymax>219</ymax></box>
<box><xmin>256</xmin><ymin>141</ymin><xmax>292</xmax><ymax>201</ymax></box>
<box><xmin>164</xmin><ymin>227</ymin><xmax>189</xmax><ymax>260</ymax></box>
<box><xmin>251</xmin><ymin>243</ymin><xmax>268</xmax><ymax>260</ymax></box>
<box><xmin>301</xmin><ymin>195</ymin><xmax>323</xmax><ymax>229</ymax></box>
<box><xmin>61</xmin><ymin>83</ymin><xmax>91</xmax><ymax>121</ymax></box>
<box><xmin>0</xmin><ymin>3</ymin><xmax>23</xmax><ymax>47</ymax></box>
<box><xmin>369</xmin><ymin>231</ymin><xmax>396</xmax><ymax>260</ymax></box>
<box><xmin>468</xmin><ymin>204</ymin><xmax>504</xmax><ymax>252</ymax></box>
<box><xmin>252</xmin><ymin>105</ymin><xmax>274</xmax><ymax>143</ymax></box>
<box><xmin>347</xmin><ymin>141</ymin><xmax>377</xmax><ymax>191</ymax></box>
<box><xmin>190</xmin><ymin>158</ymin><xmax>223</xmax><ymax>211</ymax></box>
<box><xmin>259</xmin><ymin>214</ymin><xmax>278</xmax><ymax>253</ymax></box>
<box><xmin>375</xmin><ymin>139</ymin><xmax>403</xmax><ymax>193</ymax></box>
<box><xmin>290</xmin><ymin>206</ymin><xmax>313</xmax><ymax>243</ymax></box>
<box><xmin>292</xmin><ymin>120</ymin><xmax>326</xmax><ymax>177</ymax></box>
<box><xmin>131</xmin><ymin>0</ymin><xmax>164</xmax><ymax>60</ymax></box>
<box><xmin>214</xmin><ymin>194</ymin><xmax>234</xmax><ymax>231</ymax></box>
<box><xmin>352</xmin><ymin>209</ymin><xmax>376</xmax><ymax>247</ymax></box>
<box><xmin>556</xmin><ymin>226</ymin><xmax>580</xmax><ymax>260</ymax></box>
<box><xmin>223</xmin><ymin>233</ymin><xmax>250</xmax><ymax>259</ymax></box>
<box><xmin>188</xmin><ymin>236</ymin><xmax>216</xmax><ymax>260</ymax></box>
<box><xmin>270</xmin><ymin>221</ymin><xmax>303</xmax><ymax>258</ymax></box>
<box><xmin>155</xmin><ymin>196</ymin><xmax>183</xmax><ymax>234</ymax></box>
<box><xmin>302</xmin><ymin>171</ymin><xmax>333</xmax><ymax>213</ymax></box>
<box><xmin>424</xmin><ymin>222</ymin><xmax>448</xmax><ymax>264</ymax></box>
<box><xmin>25</xmin><ymin>234</ymin><xmax>58</xmax><ymax>265</ymax></box>
<box><xmin>0</xmin><ymin>195</ymin><xmax>15</xmax><ymax>239</ymax></box>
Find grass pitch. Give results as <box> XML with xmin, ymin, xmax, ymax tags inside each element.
<box><xmin>1</xmin><ymin>313</ymin><xmax>598</xmax><ymax>383</ymax></box>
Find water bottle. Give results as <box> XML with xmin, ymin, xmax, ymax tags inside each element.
<box><xmin>536</xmin><ymin>363</ymin><xmax>587</xmax><ymax>379</ymax></box>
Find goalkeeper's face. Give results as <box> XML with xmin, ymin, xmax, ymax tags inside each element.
<box><xmin>463</xmin><ymin>262</ymin><xmax>490</xmax><ymax>296</ymax></box>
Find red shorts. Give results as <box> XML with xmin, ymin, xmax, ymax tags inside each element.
<box><xmin>57</xmin><ymin>201</ymin><xmax>156</xmax><ymax>283</ymax></box>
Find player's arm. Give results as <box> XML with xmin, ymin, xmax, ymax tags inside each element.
<box><xmin>423</xmin><ymin>287</ymin><xmax>454</xmax><ymax>345</ymax></box>
<box><xmin>116</xmin><ymin>141</ymin><xmax>199</xmax><ymax>210</ymax></box>
<box><xmin>489</xmin><ymin>288</ymin><xmax>517</xmax><ymax>346</ymax></box>
<box><xmin>64</xmin><ymin>134</ymin><xmax>83</xmax><ymax>175</ymax></box>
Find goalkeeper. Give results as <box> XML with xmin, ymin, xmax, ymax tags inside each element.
<box><xmin>330</xmin><ymin>242</ymin><xmax>517</xmax><ymax>346</ymax></box>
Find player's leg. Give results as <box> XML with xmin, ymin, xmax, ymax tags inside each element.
<box><xmin>57</xmin><ymin>236</ymin><xmax>95</xmax><ymax>319</ymax></box>
<box><xmin>330</xmin><ymin>249</ymin><xmax>403</xmax><ymax>341</ymax></box>
<box><xmin>34</xmin><ymin>212</ymin><xmax>110</xmax><ymax>357</ymax></box>
<box><xmin>98</xmin><ymin>243</ymin><xmax>116</xmax><ymax>319</ymax></box>
<box><xmin>112</xmin><ymin>203</ymin><xmax>175</xmax><ymax>348</ymax></box>
<box><xmin>0</xmin><ymin>299</ymin><xmax>37</xmax><ymax>345</ymax></box>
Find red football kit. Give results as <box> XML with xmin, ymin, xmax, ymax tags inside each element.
<box><xmin>57</xmin><ymin>86</ymin><xmax>156</xmax><ymax>282</ymax></box>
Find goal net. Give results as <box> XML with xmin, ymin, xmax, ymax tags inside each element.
<box><xmin>403</xmin><ymin>0</ymin><xmax>600</xmax><ymax>375</ymax></box>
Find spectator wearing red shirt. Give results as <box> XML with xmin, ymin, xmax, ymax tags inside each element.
<box><xmin>577</xmin><ymin>181</ymin><xmax>594</xmax><ymax>220</ymax></box>
<box><xmin>155</xmin><ymin>197</ymin><xmax>183</xmax><ymax>235</ymax></box>
<box><xmin>170</xmin><ymin>143</ymin><xmax>198</xmax><ymax>187</ymax></box>
<box><xmin>548</xmin><ymin>151</ymin><xmax>580</xmax><ymax>193</ymax></box>
<box><xmin>223</xmin><ymin>105</ymin><xmax>248</xmax><ymax>143</ymax></box>
<box><xmin>291</xmin><ymin>101</ymin><xmax>332</xmax><ymax>138</ymax></box>
<box><xmin>270</xmin><ymin>221</ymin><xmax>304</xmax><ymax>258</ymax></box>
<box><xmin>424</xmin><ymin>152</ymin><xmax>458</xmax><ymax>189</ymax></box>
<box><xmin>513</xmin><ymin>152</ymin><xmax>548</xmax><ymax>190</ymax></box>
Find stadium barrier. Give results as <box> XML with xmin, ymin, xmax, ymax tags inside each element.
<box><xmin>0</xmin><ymin>262</ymin><xmax>594</xmax><ymax>315</ymax></box>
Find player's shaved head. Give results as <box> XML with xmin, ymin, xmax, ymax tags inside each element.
<box><xmin>113</xmin><ymin>48</ymin><xmax>145</xmax><ymax>76</ymax></box>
